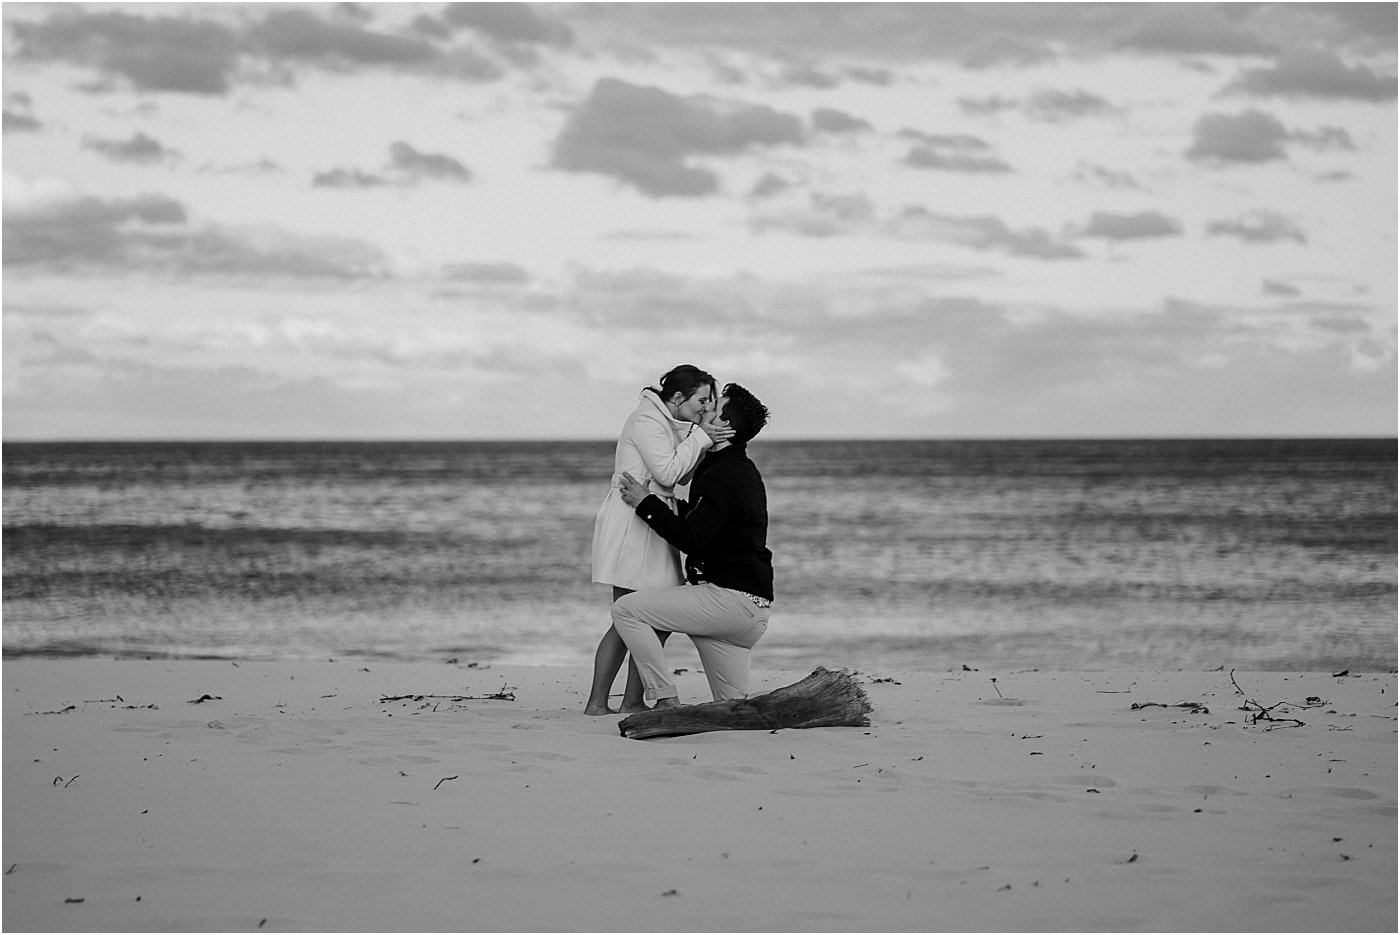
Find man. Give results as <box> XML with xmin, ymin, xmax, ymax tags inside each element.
<box><xmin>612</xmin><ymin>383</ymin><xmax>772</xmax><ymax>708</ymax></box>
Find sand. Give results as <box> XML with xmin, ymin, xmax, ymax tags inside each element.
<box><xmin>3</xmin><ymin>659</ymin><xmax>1395</xmax><ymax>933</ymax></box>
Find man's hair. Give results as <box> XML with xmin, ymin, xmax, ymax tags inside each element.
<box><xmin>720</xmin><ymin>383</ymin><xmax>769</xmax><ymax>445</ymax></box>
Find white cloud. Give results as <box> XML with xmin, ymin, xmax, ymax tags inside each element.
<box><xmin>83</xmin><ymin>131</ymin><xmax>178</xmax><ymax>164</ymax></box>
<box><xmin>1185</xmin><ymin>110</ymin><xmax>1290</xmax><ymax>163</ymax></box>
<box><xmin>2</xmin><ymin>3</ymin><xmax>1393</xmax><ymax>438</ymax></box>
<box><xmin>1226</xmin><ymin>49</ymin><xmax>1397</xmax><ymax>101</ymax></box>
<box><xmin>1077</xmin><ymin>211</ymin><xmax>1184</xmax><ymax>241</ymax></box>
<box><xmin>550</xmin><ymin>77</ymin><xmax>804</xmax><ymax>197</ymax></box>
<box><xmin>1206</xmin><ymin>211</ymin><xmax>1307</xmax><ymax>245</ymax></box>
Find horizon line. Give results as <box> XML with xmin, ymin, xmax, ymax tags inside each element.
<box><xmin>4</xmin><ymin>434</ymin><xmax>1396</xmax><ymax>444</ymax></box>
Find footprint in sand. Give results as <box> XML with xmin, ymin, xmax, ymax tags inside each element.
<box><xmin>355</xmin><ymin>754</ymin><xmax>440</xmax><ymax>766</ymax></box>
<box><xmin>512</xmin><ymin>750</ymin><xmax>575</xmax><ymax>762</ymax></box>
<box><xmin>1052</xmin><ymin>774</ymin><xmax>1117</xmax><ymax>789</ymax></box>
<box><xmin>1020</xmin><ymin>791</ymin><xmax>1069</xmax><ymax>803</ymax></box>
<box><xmin>1315</xmin><ymin>786</ymin><xmax>1378</xmax><ymax>800</ymax></box>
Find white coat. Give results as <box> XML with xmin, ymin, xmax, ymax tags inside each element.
<box><xmin>591</xmin><ymin>389</ymin><xmax>712</xmax><ymax>589</ymax></box>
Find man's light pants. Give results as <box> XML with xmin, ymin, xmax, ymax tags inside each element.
<box><xmin>612</xmin><ymin>582</ymin><xmax>769</xmax><ymax>701</ymax></box>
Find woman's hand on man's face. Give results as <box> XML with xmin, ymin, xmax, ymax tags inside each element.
<box><xmin>699</xmin><ymin>412</ymin><xmax>734</xmax><ymax>445</ymax></box>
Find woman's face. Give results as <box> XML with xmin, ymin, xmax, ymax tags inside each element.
<box><xmin>673</xmin><ymin>384</ymin><xmax>715</xmax><ymax>424</ymax></box>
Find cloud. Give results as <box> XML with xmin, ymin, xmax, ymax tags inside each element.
<box><xmin>898</xmin><ymin>129</ymin><xmax>993</xmax><ymax>150</ymax></box>
<box><xmin>959</xmin><ymin>34</ymin><xmax>1055</xmax><ymax>69</ymax></box>
<box><xmin>83</xmin><ymin>131</ymin><xmax>177</xmax><ymax>164</ymax></box>
<box><xmin>5</xmin><ymin>6</ymin><xmax>498</xmax><ymax>96</ymax></box>
<box><xmin>3</xmin><ymin>188</ymin><xmax>386</xmax><ymax>278</ymax></box>
<box><xmin>313</xmin><ymin>168</ymin><xmax>391</xmax><ymax>189</ymax></box>
<box><xmin>1311</xmin><ymin>315</ymin><xmax>1370</xmax><ymax>334</ymax></box>
<box><xmin>1072</xmin><ymin>162</ymin><xmax>1143</xmax><ymax>190</ymax></box>
<box><xmin>1118</xmin><ymin>5</ymin><xmax>1271</xmax><ymax>55</ymax></box>
<box><xmin>1206</xmin><ymin>211</ymin><xmax>1307</xmax><ymax>245</ymax></box>
<box><xmin>314</xmin><ymin>143</ymin><xmax>471</xmax><ymax>188</ymax></box>
<box><xmin>1226</xmin><ymin>48</ymin><xmax>1397</xmax><ymax>101</ymax></box>
<box><xmin>847</xmin><ymin>65</ymin><xmax>894</xmax><ymax>85</ymax></box>
<box><xmin>750</xmin><ymin>192</ymin><xmax>877</xmax><ymax>238</ymax></box>
<box><xmin>904</xmin><ymin>146</ymin><xmax>1012</xmax><ymax>174</ymax></box>
<box><xmin>147</xmin><ymin>226</ymin><xmax>391</xmax><ymax>279</ymax></box>
<box><xmin>441</xmin><ymin>261</ymin><xmax>530</xmax><ymax>284</ymax></box>
<box><xmin>1077</xmin><ymin>211</ymin><xmax>1183</xmax><ymax>241</ymax></box>
<box><xmin>749</xmin><ymin>172</ymin><xmax>794</xmax><ymax>199</ymax></box>
<box><xmin>752</xmin><ymin>197</ymin><xmax>1084</xmax><ymax>260</ymax></box>
<box><xmin>387</xmin><ymin>142</ymin><xmax>471</xmax><ymax>182</ymax></box>
<box><xmin>888</xmin><ymin>208</ymin><xmax>1084</xmax><ymax>259</ymax></box>
<box><xmin>781</xmin><ymin>63</ymin><xmax>840</xmax><ymax>89</ymax></box>
<box><xmin>3</xmin><ymin>92</ymin><xmax>41</xmax><ymax>132</ymax></box>
<box><xmin>7</xmin><ymin>9</ymin><xmax>241</xmax><ymax>95</ymax></box>
<box><xmin>897</xmin><ymin>128</ymin><xmax>1010</xmax><ymax>173</ymax></box>
<box><xmin>958</xmin><ymin>95</ymin><xmax>1020</xmax><ymax>117</ymax></box>
<box><xmin>550</xmin><ymin>77</ymin><xmax>804</xmax><ymax>197</ymax></box>
<box><xmin>245</xmin><ymin>8</ymin><xmax>436</xmax><ymax>66</ymax></box>
<box><xmin>1185</xmin><ymin>110</ymin><xmax>1289</xmax><ymax>163</ymax></box>
<box><xmin>566</xmin><ymin>4</ymin><xmax>1392</xmax><ymax>68</ymax></box>
<box><xmin>1289</xmin><ymin>125</ymin><xmax>1356</xmax><ymax>151</ymax></box>
<box><xmin>197</xmin><ymin>158</ymin><xmax>284</xmax><ymax>178</ymax></box>
<box><xmin>958</xmin><ymin>89</ymin><xmax>1118</xmax><ymax>122</ymax></box>
<box><xmin>1025</xmin><ymin>89</ymin><xmax>1119</xmax><ymax>122</ymax></box>
<box><xmin>811</xmin><ymin>107</ymin><xmax>871</xmax><ymax>134</ymax></box>
<box><xmin>1262</xmin><ymin>279</ymin><xmax>1301</xmax><ymax>297</ymax></box>
<box><xmin>440</xmin><ymin>2</ymin><xmax>572</xmax><ymax>46</ymax></box>
<box><xmin>1321</xmin><ymin>4</ymin><xmax>1399</xmax><ymax>48</ymax></box>
<box><xmin>4</xmin><ymin>192</ymin><xmax>186</xmax><ymax>265</ymax></box>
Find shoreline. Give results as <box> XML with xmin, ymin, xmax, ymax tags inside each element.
<box><xmin>4</xmin><ymin>659</ymin><xmax>1395</xmax><ymax>932</ymax></box>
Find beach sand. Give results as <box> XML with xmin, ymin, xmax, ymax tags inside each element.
<box><xmin>3</xmin><ymin>659</ymin><xmax>1394</xmax><ymax>933</ymax></box>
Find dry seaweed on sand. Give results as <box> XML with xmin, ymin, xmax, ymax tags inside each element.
<box><xmin>1130</xmin><ymin>701</ymin><xmax>1210</xmax><ymax>714</ymax></box>
<box><xmin>619</xmin><ymin>666</ymin><xmax>872</xmax><ymax>740</ymax></box>
<box><xmin>1229</xmin><ymin>669</ymin><xmax>1328</xmax><ymax>729</ymax></box>
<box><xmin>379</xmin><ymin>684</ymin><xmax>518</xmax><ymax>704</ymax></box>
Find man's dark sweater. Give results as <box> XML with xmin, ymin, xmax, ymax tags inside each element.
<box><xmin>633</xmin><ymin>443</ymin><xmax>774</xmax><ymax>601</ymax></box>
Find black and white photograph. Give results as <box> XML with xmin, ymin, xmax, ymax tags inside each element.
<box><xmin>3</xmin><ymin>3</ymin><xmax>1395</xmax><ymax>932</ymax></box>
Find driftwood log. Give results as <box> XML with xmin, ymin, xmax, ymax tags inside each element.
<box><xmin>619</xmin><ymin>666</ymin><xmax>872</xmax><ymax>740</ymax></box>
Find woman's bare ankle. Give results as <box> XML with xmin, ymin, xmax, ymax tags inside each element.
<box><xmin>583</xmin><ymin>696</ymin><xmax>617</xmax><ymax>716</ymax></box>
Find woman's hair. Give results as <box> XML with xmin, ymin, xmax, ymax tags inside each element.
<box><xmin>648</xmin><ymin>364</ymin><xmax>717</xmax><ymax>405</ymax></box>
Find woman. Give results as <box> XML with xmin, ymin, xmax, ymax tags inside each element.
<box><xmin>585</xmin><ymin>365</ymin><xmax>733</xmax><ymax>715</ymax></box>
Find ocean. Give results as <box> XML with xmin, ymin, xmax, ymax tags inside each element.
<box><xmin>3</xmin><ymin>439</ymin><xmax>1395</xmax><ymax>673</ymax></box>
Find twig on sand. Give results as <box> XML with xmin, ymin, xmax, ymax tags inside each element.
<box><xmin>433</xmin><ymin>775</ymin><xmax>459</xmax><ymax>791</ymax></box>
<box><xmin>1131</xmin><ymin>701</ymin><xmax>1210</xmax><ymax>714</ymax></box>
<box><xmin>25</xmin><ymin>705</ymin><xmax>76</xmax><ymax>716</ymax></box>
<box><xmin>379</xmin><ymin>684</ymin><xmax>517</xmax><ymax>704</ymax></box>
<box><xmin>1229</xmin><ymin>669</ymin><xmax>1326</xmax><ymax>729</ymax></box>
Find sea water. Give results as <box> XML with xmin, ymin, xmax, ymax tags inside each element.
<box><xmin>3</xmin><ymin>439</ymin><xmax>1394</xmax><ymax>672</ymax></box>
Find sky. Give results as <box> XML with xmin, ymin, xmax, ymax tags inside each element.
<box><xmin>3</xmin><ymin>2</ymin><xmax>1396</xmax><ymax>440</ymax></box>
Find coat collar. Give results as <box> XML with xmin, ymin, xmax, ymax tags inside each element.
<box><xmin>640</xmin><ymin>388</ymin><xmax>690</xmax><ymax>429</ymax></box>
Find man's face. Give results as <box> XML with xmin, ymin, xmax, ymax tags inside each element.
<box><xmin>676</xmin><ymin>385</ymin><xmax>714</xmax><ymax>424</ymax></box>
<box><xmin>710</xmin><ymin>395</ymin><xmax>731</xmax><ymax>430</ymax></box>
